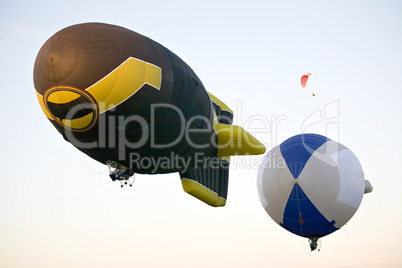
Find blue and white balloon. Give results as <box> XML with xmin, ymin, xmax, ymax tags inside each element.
<box><xmin>257</xmin><ymin>134</ymin><xmax>372</xmax><ymax>250</ymax></box>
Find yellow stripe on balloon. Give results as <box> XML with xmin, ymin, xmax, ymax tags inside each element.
<box><xmin>87</xmin><ymin>57</ymin><xmax>162</xmax><ymax>113</ymax></box>
<box><xmin>35</xmin><ymin>57</ymin><xmax>162</xmax><ymax>120</ymax></box>
<box><xmin>36</xmin><ymin>90</ymin><xmax>53</xmax><ymax>119</ymax></box>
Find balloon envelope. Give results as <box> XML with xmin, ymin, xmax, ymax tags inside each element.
<box><xmin>257</xmin><ymin>134</ymin><xmax>365</xmax><ymax>239</ymax></box>
<box><xmin>33</xmin><ymin>23</ymin><xmax>266</xmax><ymax>207</ymax></box>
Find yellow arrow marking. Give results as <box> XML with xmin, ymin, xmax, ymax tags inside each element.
<box><xmin>35</xmin><ymin>57</ymin><xmax>162</xmax><ymax>120</ymax></box>
<box><xmin>86</xmin><ymin>57</ymin><xmax>162</xmax><ymax>114</ymax></box>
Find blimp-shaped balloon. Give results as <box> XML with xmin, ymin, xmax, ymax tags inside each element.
<box><xmin>33</xmin><ymin>23</ymin><xmax>266</xmax><ymax>207</ymax></box>
<box><xmin>257</xmin><ymin>134</ymin><xmax>372</xmax><ymax>250</ymax></box>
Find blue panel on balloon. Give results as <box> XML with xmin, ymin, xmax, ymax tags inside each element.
<box><xmin>280</xmin><ymin>134</ymin><xmax>330</xmax><ymax>179</ymax></box>
<box><xmin>281</xmin><ymin>184</ymin><xmax>338</xmax><ymax>238</ymax></box>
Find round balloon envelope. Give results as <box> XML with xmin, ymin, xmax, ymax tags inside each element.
<box><xmin>257</xmin><ymin>133</ymin><xmax>365</xmax><ymax>238</ymax></box>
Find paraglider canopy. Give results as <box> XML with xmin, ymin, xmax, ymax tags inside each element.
<box><xmin>301</xmin><ymin>73</ymin><xmax>311</xmax><ymax>88</ymax></box>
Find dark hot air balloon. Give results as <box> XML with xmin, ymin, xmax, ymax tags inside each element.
<box><xmin>34</xmin><ymin>23</ymin><xmax>266</xmax><ymax>207</ymax></box>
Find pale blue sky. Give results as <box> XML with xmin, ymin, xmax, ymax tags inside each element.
<box><xmin>1</xmin><ymin>1</ymin><xmax>401</xmax><ymax>267</ymax></box>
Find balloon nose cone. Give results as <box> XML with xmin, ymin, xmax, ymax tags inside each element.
<box><xmin>34</xmin><ymin>36</ymin><xmax>79</xmax><ymax>88</ymax></box>
<box><xmin>34</xmin><ymin>23</ymin><xmax>129</xmax><ymax>95</ymax></box>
